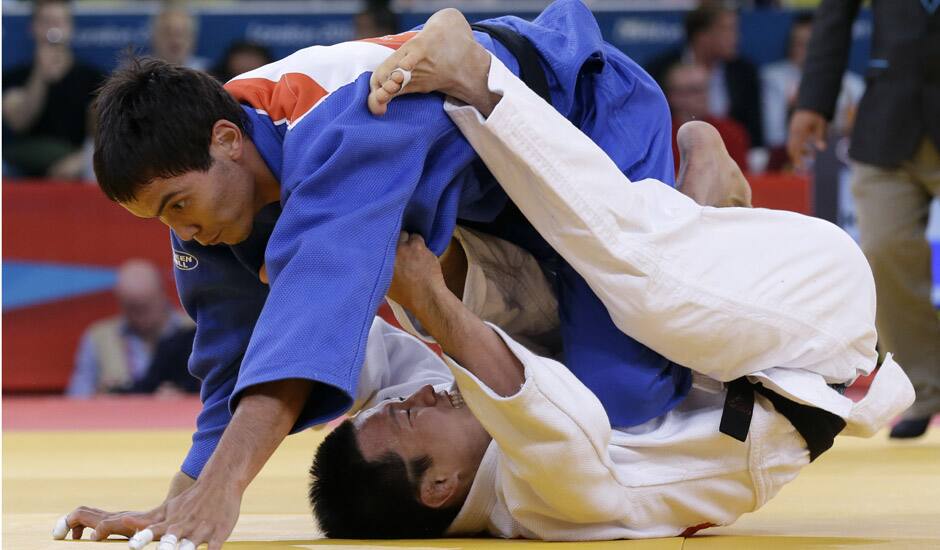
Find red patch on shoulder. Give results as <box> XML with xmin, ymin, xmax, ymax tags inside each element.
<box><xmin>359</xmin><ymin>31</ymin><xmax>418</xmax><ymax>50</ymax></box>
<box><xmin>225</xmin><ymin>73</ymin><xmax>328</xmax><ymax>125</ymax></box>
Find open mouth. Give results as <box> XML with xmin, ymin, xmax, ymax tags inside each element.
<box><xmin>445</xmin><ymin>387</ymin><xmax>465</xmax><ymax>409</ymax></box>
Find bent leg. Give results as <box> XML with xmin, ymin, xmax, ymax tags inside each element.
<box><xmin>445</xmin><ymin>55</ymin><xmax>878</xmax><ymax>389</ymax></box>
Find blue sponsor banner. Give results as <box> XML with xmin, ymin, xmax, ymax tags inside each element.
<box><xmin>4</xmin><ymin>4</ymin><xmax>931</xmax><ymax>304</ymax></box>
<box><xmin>3</xmin><ymin>6</ymin><xmax>872</xmax><ymax>75</ymax></box>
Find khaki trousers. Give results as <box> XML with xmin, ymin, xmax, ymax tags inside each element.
<box><xmin>852</xmin><ymin>139</ymin><xmax>940</xmax><ymax>418</ymax></box>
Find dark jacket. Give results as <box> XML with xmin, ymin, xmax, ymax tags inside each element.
<box><xmin>796</xmin><ymin>0</ymin><xmax>940</xmax><ymax>167</ymax></box>
<box><xmin>647</xmin><ymin>49</ymin><xmax>765</xmax><ymax>148</ymax></box>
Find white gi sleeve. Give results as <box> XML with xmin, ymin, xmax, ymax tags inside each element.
<box><xmin>442</xmin><ymin>323</ymin><xmax>633</xmax><ymax>526</ymax></box>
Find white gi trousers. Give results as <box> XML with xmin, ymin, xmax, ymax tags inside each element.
<box><xmin>442</xmin><ymin>55</ymin><xmax>914</xmax><ymax>436</ymax></box>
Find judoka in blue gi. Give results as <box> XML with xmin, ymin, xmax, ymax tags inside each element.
<box><xmin>59</xmin><ymin>2</ymin><xmax>693</xmax><ymax>548</ymax></box>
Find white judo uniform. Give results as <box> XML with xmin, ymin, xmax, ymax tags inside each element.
<box><xmin>342</xmin><ymin>53</ymin><xmax>914</xmax><ymax>541</ymax></box>
<box><xmin>347</xmin><ymin>53</ymin><xmax>917</xmax><ymax>540</ymax></box>
<box><xmin>438</xmin><ymin>54</ymin><xmax>914</xmax><ymax>435</ymax></box>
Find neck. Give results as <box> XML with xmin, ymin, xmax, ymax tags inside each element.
<box><xmin>244</xmin><ymin>138</ymin><xmax>281</xmax><ymax>212</ymax></box>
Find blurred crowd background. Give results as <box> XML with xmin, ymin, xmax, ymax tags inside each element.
<box><xmin>2</xmin><ymin>0</ymin><xmax>939</xmax><ymax>402</ymax></box>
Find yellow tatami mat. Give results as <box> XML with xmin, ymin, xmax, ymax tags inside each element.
<box><xmin>4</xmin><ymin>428</ymin><xmax>939</xmax><ymax>549</ymax></box>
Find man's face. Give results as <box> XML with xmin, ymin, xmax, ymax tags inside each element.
<box><xmin>354</xmin><ymin>384</ymin><xmax>491</xmax><ymax>492</ymax></box>
<box><xmin>226</xmin><ymin>51</ymin><xmax>270</xmax><ymax>79</ymax></box>
<box><xmin>708</xmin><ymin>12</ymin><xmax>739</xmax><ymax>61</ymax></box>
<box><xmin>122</xmin><ymin>145</ymin><xmax>258</xmax><ymax>246</ymax></box>
<box><xmin>31</xmin><ymin>2</ymin><xmax>73</xmax><ymax>46</ymax></box>
<box><xmin>667</xmin><ymin>64</ymin><xmax>710</xmax><ymax>120</ymax></box>
<box><xmin>153</xmin><ymin>11</ymin><xmax>196</xmax><ymax>66</ymax></box>
<box><xmin>120</xmin><ymin>292</ymin><xmax>167</xmax><ymax>336</ymax></box>
<box><xmin>789</xmin><ymin>23</ymin><xmax>812</xmax><ymax>67</ymax></box>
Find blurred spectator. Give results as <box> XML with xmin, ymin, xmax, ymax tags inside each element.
<box><xmin>1</xmin><ymin>0</ymin><xmax>104</xmax><ymax>179</ymax></box>
<box><xmin>664</xmin><ymin>62</ymin><xmax>750</xmax><ymax>172</ymax></box>
<box><xmin>760</xmin><ymin>12</ymin><xmax>863</xmax><ymax>170</ymax></box>
<box><xmin>150</xmin><ymin>2</ymin><xmax>209</xmax><ymax>70</ymax></box>
<box><xmin>211</xmin><ymin>40</ymin><xmax>274</xmax><ymax>83</ymax></box>
<box><xmin>66</xmin><ymin>260</ymin><xmax>197</xmax><ymax>397</ymax></box>
<box><xmin>354</xmin><ymin>0</ymin><xmax>399</xmax><ymax>39</ymax></box>
<box><xmin>647</xmin><ymin>3</ymin><xmax>764</xmax><ymax>147</ymax></box>
<box><xmin>789</xmin><ymin>0</ymin><xmax>940</xmax><ymax>438</ymax></box>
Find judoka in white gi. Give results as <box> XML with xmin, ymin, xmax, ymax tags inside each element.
<box><xmin>307</xmin><ymin>10</ymin><xmax>915</xmax><ymax>541</ymax></box>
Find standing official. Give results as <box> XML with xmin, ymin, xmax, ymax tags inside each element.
<box><xmin>788</xmin><ymin>0</ymin><xmax>940</xmax><ymax>438</ymax></box>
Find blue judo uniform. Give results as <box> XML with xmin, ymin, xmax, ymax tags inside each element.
<box><xmin>173</xmin><ymin>0</ymin><xmax>691</xmax><ymax>478</ymax></box>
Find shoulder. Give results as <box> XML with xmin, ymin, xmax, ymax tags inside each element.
<box><xmin>86</xmin><ymin>316</ymin><xmax>124</xmax><ymax>339</ymax></box>
<box><xmin>224</xmin><ymin>35</ymin><xmax>416</xmax><ymax>128</ymax></box>
<box><xmin>761</xmin><ymin>61</ymin><xmax>792</xmax><ymax>80</ymax></box>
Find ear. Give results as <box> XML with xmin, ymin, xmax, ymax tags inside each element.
<box><xmin>210</xmin><ymin>119</ymin><xmax>244</xmax><ymax>161</ymax></box>
<box><xmin>418</xmin><ymin>470</ymin><xmax>460</xmax><ymax>509</ymax></box>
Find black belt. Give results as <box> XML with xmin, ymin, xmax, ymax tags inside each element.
<box><xmin>461</xmin><ymin>23</ymin><xmax>554</xmax><ymax>258</ymax></box>
<box><xmin>469</xmin><ymin>22</ymin><xmax>552</xmax><ymax>104</ymax></box>
<box><xmin>719</xmin><ymin>377</ymin><xmax>846</xmax><ymax>462</ymax></box>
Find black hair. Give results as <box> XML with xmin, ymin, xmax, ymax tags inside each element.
<box><xmin>308</xmin><ymin>420</ymin><xmax>461</xmax><ymax>538</ymax></box>
<box><xmin>356</xmin><ymin>0</ymin><xmax>400</xmax><ymax>37</ymax></box>
<box><xmin>92</xmin><ymin>56</ymin><xmax>249</xmax><ymax>203</ymax></box>
<box><xmin>791</xmin><ymin>11</ymin><xmax>815</xmax><ymax>28</ymax></box>
<box><xmin>684</xmin><ymin>3</ymin><xmax>735</xmax><ymax>42</ymax></box>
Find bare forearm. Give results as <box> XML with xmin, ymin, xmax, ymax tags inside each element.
<box><xmin>411</xmin><ymin>287</ymin><xmax>524</xmax><ymax>396</ymax></box>
<box><xmin>197</xmin><ymin>379</ymin><xmax>313</xmax><ymax>492</ymax></box>
<box><xmin>2</xmin><ymin>75</ymin><xmax>48</xmax><ymax>131</ymax></box>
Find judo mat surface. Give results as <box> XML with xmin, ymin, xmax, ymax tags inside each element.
<box><xmin>3</xmin><ymin>397</ymin><xmax>939</xmax><ymax>549</ymax></box>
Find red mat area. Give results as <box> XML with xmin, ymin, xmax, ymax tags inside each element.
<box><xmin>2</xmin><ymin>395</ymin><xmax>202</xmax><ymax>431</ymax></box>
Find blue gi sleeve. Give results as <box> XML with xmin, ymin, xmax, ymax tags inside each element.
<box><xmin>171</xmin><ymin>232</ymin><xmax>270</xmax><ymax>478</ymax></box>
<box><xmin>230</xmin><ymin>75</ymin><xmax>481</xmax><ymax>430</ymax></box>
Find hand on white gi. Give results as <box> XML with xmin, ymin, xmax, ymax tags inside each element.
<box><xmin>367</xmin><ymin>8</ymin><xmax>497</xmax><ymax>116</ymax></box>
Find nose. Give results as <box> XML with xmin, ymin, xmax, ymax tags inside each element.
<box><xmin>403</xmin><ymin>385</ymin><xmax>438</xmax><ymax>408</ymax></box>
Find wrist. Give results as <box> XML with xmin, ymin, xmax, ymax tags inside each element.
<box><xmin>197</xmin><ymin>462</ymin><xmax>252</xmax><ymax>494</ymax></box>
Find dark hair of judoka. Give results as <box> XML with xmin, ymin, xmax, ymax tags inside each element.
<box><xmin>308</xmin><ymin>420</ymin><xmax>461</xmax><ymax>538</ymax></box>
<box><xmin>92</xmin><ymin>56</ymin><xmax>250</xmax><ymax>203</ymax></box>
<box><xmin>684</xmin><ymin>4</ymin><xmax>735</xmax><ymax>41</ymax></box>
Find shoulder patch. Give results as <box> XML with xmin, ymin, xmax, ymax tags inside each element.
<box><xmin>173</xmin><ymin>250</ymin><xmax>199</xmax><ymax>271</ymax></box>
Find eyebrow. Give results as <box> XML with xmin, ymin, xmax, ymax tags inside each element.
<box><xmin>153</xmin><ymin>191</ymin><xmax>181</xmax><ymax>218</ymax></box>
